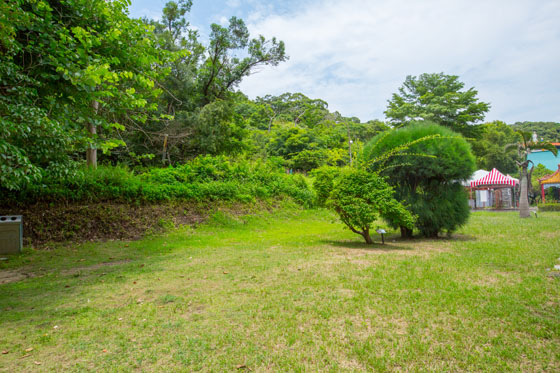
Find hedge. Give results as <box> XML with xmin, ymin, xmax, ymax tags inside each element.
<box><xmin>538</xmin><ymin>203</ymin><xmax>560</xmax><ymax>211</ymax></box>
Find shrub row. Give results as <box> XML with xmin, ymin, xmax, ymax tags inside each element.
<box><xmin>537</xmin><ymin>203</ymin><xmax>560</xmax><ymax>211</ymax></box>
<box><xmin>0</xmin><ymin>156</ymin><xmax>315</xmax><ymax>207</ymax></box>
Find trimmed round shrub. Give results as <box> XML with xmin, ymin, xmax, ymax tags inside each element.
<box><xmin>363</xmin><ymin>122</ymin><xmax>475</xmax><ymax>237</ymax></box>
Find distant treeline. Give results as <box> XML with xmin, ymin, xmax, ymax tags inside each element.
<box><xmin>510</xmin><ymin>122</ymin><xmax>560</xmax><ymax>143</ymax></box>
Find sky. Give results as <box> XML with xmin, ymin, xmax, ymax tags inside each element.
<box><xmin>129</xmin><ymin>0</ymin><xmax>560</xmax><ymax>124</ymax></box>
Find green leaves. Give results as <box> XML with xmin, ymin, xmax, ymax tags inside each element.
<box><xmin>326</xmin><ymin>169</ymin><xmax>414</xmax><ymax>243</ymax></box>
<box><xmin>511</xmin><ymin>121</ymin><xmax>560</xmax><ymax>143</ymax></box>
<box><xmin>363</xmin><ymin>123</ymin><xmax>475</xmax><ymax>237</ymax></box>
<box><xmin>385</xmin><ymin>73</ymin><xmax>490</xmax><ymax>137</ymax></box>
<box><xmin>193</xmin><ymin>100</ymin><xmax>247</xmax><ymax>155</ymax></box>
<box><xmin>0</xmin><ymin>0</ymin><xmax>169</xmax><ymax>188</ymax></box>
<box><xmin>470</xmin><ymin>121</ymin><xmax>519</xmax><ymax>174</ymax></box>
<box><xmin>197</xmin><ymin>17</ymin><xmax>287</xmax><ymax>104</ymax></box>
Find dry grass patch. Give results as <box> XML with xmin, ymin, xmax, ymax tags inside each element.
<box><xmin>0</xmin><ymin>268</ymin><xmax>34</xmax><ymax>284</ymax></box>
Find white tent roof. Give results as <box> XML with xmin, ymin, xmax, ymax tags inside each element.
<box><xmin>461</xmin><ymin>169</ymin><xmax>490</xmax><ymax>186</ymax></box>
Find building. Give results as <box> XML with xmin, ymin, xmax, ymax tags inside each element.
<box><xmin>527</xmin><ymin>143</ymin><xmax>560</xmax><ymax>171</ymax></box>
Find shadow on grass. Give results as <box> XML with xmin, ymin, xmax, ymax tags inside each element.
<box><xmin>388</xmin><ymin>234</ymin><xmax>478</xmax><ymax>243</ymax></box>
<box><xmin>321</xmin><ymin>232</ymin><xmax>477</xmax><ymax>252</ymax></box>
<box><xmin>320</xmin><ymin>239</ymin><xmax>415</xmax><ymax>252</ymax></box>
<box><xmin>446</xmin><ymin>234</ymin><xmax>477</xmax><ymax>242</ymax></box>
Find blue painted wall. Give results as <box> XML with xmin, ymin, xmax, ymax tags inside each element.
<box><xmin>528</xmin><ymin>147</ymin><xmax>560</xmax><ymax>171</ymax></box>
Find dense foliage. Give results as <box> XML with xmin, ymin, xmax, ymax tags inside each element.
<box><xmin>363</xmin><ymin>122</ymin><xmax>476</xmax><ymax>237</ymax></box>
<box><xmin>1</xmin><ymin>0</ymin><xmax>391</xmax><ymax>192</ymax></box>
<box><xmin>327</xmin><ymin>169</ymin><xmax>414</xmax><ymax>244</ymax></box>
<box><xmin>0</xmin><ymin>0</ymin><xmax>166</xmax><ymax>189</ymax></box>
<box><xmin>511</xmin><ymin>122</ymin><xmax>560</xmax><ymax>143</ymax></box>
<box><xmin>0</xmin><ymin>156</ymin><xmax>314</xmax><ymax>207</ymax></box>
<box><xmin>237</xmin><ymin>93</ymin><xmax>388</xmax><ymax>171</ymax></box>
<box><xmin>385</xmin><ymin>73</ymin><xmax>490</xmax><ymax>137</ymax></box>
<box><xmin>1</xmin><ymin>0</ymin><xmax>558</xmax><ymax>224</ymax></box>
<box><xmin>123</xmin><ymin>0</ymin><xmax>288</xmax><ymax>162</ymax></box>
<box><xmin>311</xmin><ymin>166</ymin><xmax>340</xmax><ymax>207</ymax></box>
<box><xmin>470</xmin><ymin>121</ymin><xmax>519</xmax><ymax>174</ymax></box>
<box><xmin>531</xmin><ymin>164</ymin><xmax>555</xmax><ymax>202</ymax></box>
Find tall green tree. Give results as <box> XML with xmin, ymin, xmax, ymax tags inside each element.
<box><xmin>471</xmin><ymin>121</ymin><xmax>519</xmax><ymax>173</ymax></box>
<box><xmin>0</xmin><ymin>0</ymin><xmax>166</xmax><ymax>189</ymax></box>
<box><xmin>197</xmin><ymin>17</ymin><xmax>287</xmax><ymax>106</ymax></box>
<box><xmin>256</xmin><ymin>93</ymin><xmax>329</xmax><ymax>128</ymax></box>
<box><xmin>385</xmin><ymin>73</ymin><xmax>490</xmax><ymax>137</ymax></box>
<box><xmin>192</xmin><ymin>100</ymin><xmax>246</xmax><ymax>155</ymax></box>
<box><xmin>129</xmin><ymin>3</ymin><xmax>288</xmax><ymax>162</ymax></box>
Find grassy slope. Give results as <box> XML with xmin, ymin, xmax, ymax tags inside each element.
<box><xmin>0</xmin><ymin>209</ymin><xmax>559</xmax><ymax>371</ymax></box>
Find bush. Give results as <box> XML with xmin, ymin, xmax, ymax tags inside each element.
<box><xmin>311</xmin><ymin>166</ymin><xmax>340</xmax><ymax>207</ymax></box>
<box><xmin>290</xmin><ymin>149</ymin><xmax>328</xmax><ymax>172</ymax></box>
<box><xmin>363</xmin><ymin>122</ymin><xmax>475</xmax><ymax>237</ymax></box>
<box><xmin>408</xmin><ymin>182</ymin><xmax>470</xmax><ymax>237</ymax></box>
<box><xmin>327</xmin><ymin>169</ymin><xmax>414</xmax><ymax>244</ymax></box>
<box><xmin>0</xmin><ymin>156</ymin><xmax>315</xmax><ymax>207</ymax></box>
<box><xmin>538</xmin><ymin>203</ymin><xmax>560</xmax><ymax>211</ymax></box>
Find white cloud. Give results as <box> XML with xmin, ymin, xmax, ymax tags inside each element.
<box><xmin>240</xmin><ymin>0</ymin><xmax>560</xmax><ymax>123</ymax></box>
<box><xmin>226</xmin><ymin>0</ymin><xmax>242</xmax><ymax>8</ymax></box>
<box><xmin>218</xmin><ymin>16</ymin><xmax>229</xmax><ymax>26</ymax></box>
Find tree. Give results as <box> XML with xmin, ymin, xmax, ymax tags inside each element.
<box><xmin>290</xmin><ymin>149</ymin><xmax>328</xmax><ymax>172</ymax></box>
<box><xmin>266</xmin><ymin>125</ymin><xmax>316</xmax><ymax>159</ymax></box>
<box><xmin>385</xmin><ymin>73</ymin><xmax>490</xmax><ymax>137</ymax></box>
<box><xmin>311</xmin><ymin>166</ymin><xmax>340</xmax><ymax>207</ymax></box>
<box><xmin>0</xmin><ymin>0</ymin><xmax>165</xmax><ymax>189</ymax></box>
<box><xmin>363</xmin><ymin>122</ymin><xmax>476</xmax><ymax>237</ymax></box>
<box><xmin>234</xmin><ymin>96</ymin><xmax>276</xmax><ymax>131</ymax></box>
<box><xmin>161</xmin><ymin>0</ymin><xmax>194</xmax><ymax>43</ymax></box>
<box><xmin>256</xmin><ymin>93</ymin><xmax>329</xmax><ymax>128</ymax></box>
<box><xmin>127</xmin><ymin>5</ymin><xmax>287</xmax><ymax>162</ymax></box>
<box><xmin>471</xmin><ymin>121</ymin><xmax>519</xmax><ymax>174</ymax></box>
<box><xmin>327</xmin><ymin>169</ymin><xmax>414</xmax><ymax>244</ymax></box>
<box><xmin>197</xmin><ymin>17</ymin><xmax>287</xmax><ymax>106</ymax></box>
<box><xmin>192</xmin><ymin>100</ymin><xmax>246</xmax><ymax>155</ymax></box>
<box><xmin>511</xmin><ymin>122</ymin><xmax>560</xmax><ymax>143</ymax></box>
<box><xmin>509</xmin><ymin>131</ymin><xmax>558</xmax><ymax>218</ymax></box>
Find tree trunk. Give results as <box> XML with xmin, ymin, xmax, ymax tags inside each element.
<box><xmin>86</xmin><ymin>100</ymin><xmax>99</xmax><ymax>168</ymax></box>
<box><xmin>400</xmin><ymin>226</ymin><xmax>413</xmax><ymax>238</ymax></box>
<box><xmin>361</xmin><ymin>229</ymin><xmax>373</xmax><ymax>244</ymax></box>
<box><xmin>519</xmin><ymin>161</ymin><xmax>530</xmax><ymax>218</ymax></box>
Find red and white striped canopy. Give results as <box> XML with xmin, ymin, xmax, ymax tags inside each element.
<box><xmin>470</xmin><ymin>168</ymin><xmax>519</xmax><ymax>188</ymax></box>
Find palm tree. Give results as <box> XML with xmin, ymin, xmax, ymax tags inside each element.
<box><xmin>510</xmin><ymin>131</ymin><xmax>558</xmax><ymax>218</ymax></box>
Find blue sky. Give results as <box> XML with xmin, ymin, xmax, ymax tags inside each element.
<box><xmin>129</xmin><ymin>0</ymin><xmax>560</xmax><ymax>124</ymax></box>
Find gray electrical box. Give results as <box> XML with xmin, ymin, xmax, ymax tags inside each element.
<box><xmin>0</xmin><ymin>216</ymin><xmax>23</xmax><ymax>254</ymax></box>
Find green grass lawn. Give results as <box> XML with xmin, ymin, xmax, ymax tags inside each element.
<box><xmin>1</xmin><ymin>209</ymin><xmax>559</xmax><ymax>371</ymax></box>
